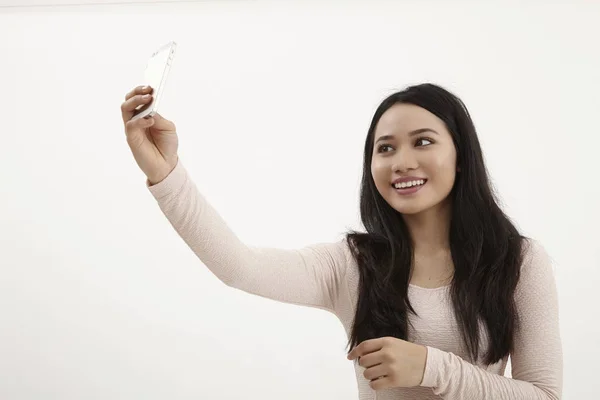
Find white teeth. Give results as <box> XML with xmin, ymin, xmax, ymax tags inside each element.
<box><xmin>394</xmin><ymin>179</ymin><xmax>425</xmax><ymax>189</ymax></box>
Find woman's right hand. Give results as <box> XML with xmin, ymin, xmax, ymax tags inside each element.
<box><xmin>121</xmin><ymin>85</ymin><xmax>179</xmax><ymax>185</ymax></box>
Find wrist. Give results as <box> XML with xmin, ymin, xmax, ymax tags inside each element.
<box><xmin>419</xmin><ymin>346</ymin><xmax>444</xmax><ymax>388</ymax></box>
<box><xmin>417</xmin><ymin>345</ymin><xmax>428</xmax><ymax>385</ymax></box>
<box><xmin>148</xmin><ymin>156</ymin><xmax>179</xmax><ymax>186</ymax></box>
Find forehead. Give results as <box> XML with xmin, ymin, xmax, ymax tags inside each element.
<box><xmin>374</xmin><ymin>103</ymin><xmax>446</xmax><ymax>139</ymax></box>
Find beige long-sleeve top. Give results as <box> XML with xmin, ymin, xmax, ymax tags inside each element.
<box><xmin>147</xmin><ymin>159</ymin><xmax>563</xmax><ymax>400</ymax></box>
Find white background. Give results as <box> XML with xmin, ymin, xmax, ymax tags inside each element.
<box><xmin>1</xmin><ymin>1</ymin><xmax>598</xmax><ymax>399</ymax></box>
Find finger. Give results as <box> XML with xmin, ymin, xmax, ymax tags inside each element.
<box><xmin>358</xmin><ymin>351</ymin><xmax>383</xmax><ymax>368</ymax></box>
<box><xmin>124</xmin><ymin>115</ymin><xmax>154</xmax><ymax>137</ymax></box>
<box><xmin>152</xmin><ymin>112</ymin><xmax>166</xmax><ymax>122</ymax></box>
<box><xmin>150</xmin><ymin>113</ymin><xmax>177</xmax><ymax>132</ymax></box>
<box><xmin>369</xmin><ymin>376</ymin><xmax>392</xmax><ymax>391</ymax></box>
<box><xmin>124</xmin><ymin>85</ymin><xmax>153</xmax><ymax>101</ymax></box>
<box><xmin>363</xmin><ymin>364</ymin><xmax>388</xmax><ymax>381</ymax></box>
<box><xmin>348</xmin><ymin>338</ymin><xmax>385</xmax><ymax>360</ymax></box>
<box><xmin>121</xmin><ymin>93</ymin><xmax>153</xmax><ymax>123</ymax></box>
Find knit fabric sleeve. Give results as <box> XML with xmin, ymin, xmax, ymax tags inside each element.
<box><xmin>147</xmin><ymin>159</ymin><xmax>351</xmax><ymax>315</ymax></box>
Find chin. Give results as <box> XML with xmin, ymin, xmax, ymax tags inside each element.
<box><xmin>392</xmin><ymin>203</ymin><xmax>428</xmax><ymax>215</ymax></box>
<box><xmin>390</xmin><ymin>195</ymin><xmax>452</xmax><ymax>217</ymax></box>
<box><xmin>382</xmin><ymin>188</ymin><xmax>429</xmax><ymax>215</ymax></box>
<box><xmin>381</xmin><ymin>182</ymin><xmax>453</xmax><ymax>216</ymax></box>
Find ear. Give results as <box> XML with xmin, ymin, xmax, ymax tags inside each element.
<box><xmin>457</xmin><ymin>166</ymin><xmax>461</xmax><ymax>172</ymax></box>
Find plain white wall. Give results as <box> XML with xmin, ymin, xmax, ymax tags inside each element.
<box><xmin>1</xmin><ymin>1</ymin><xmax>598</xmax><ymax>399</ymax></box>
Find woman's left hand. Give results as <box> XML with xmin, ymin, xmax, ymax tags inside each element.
<box><xmin>347</xmin><ymin>336</ymin><xmax>428</xmax><ymax>390</ymax></box>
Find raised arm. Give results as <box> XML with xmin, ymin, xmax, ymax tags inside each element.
<box><xmin>147</xmin><ymin>159</ymin><xmax>352</xmax><ymax>315</ymax></box>
<box><xmin>120</xmin><ymin>89</ymin><xmax>350</xmax><ymax>316</ymax></box>
<box><xmin>419</xmin><ymin>239</ymin><xmax>563</xmax><ymax>399</ymax></box>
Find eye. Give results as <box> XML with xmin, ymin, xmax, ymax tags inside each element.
<box><xmin>416</xmin><ymin>137</ymin><xmax>433</xmax><ymax>147</ymax></box>
<box><xmin>376</xmin><ymin>138</ymin><xmax>433</xmax><ymax>153</ymax></box>
<box><xmin>377</xmin><ymin>144</ymin><xmax>394</xmax><ymax>153</ymax></box>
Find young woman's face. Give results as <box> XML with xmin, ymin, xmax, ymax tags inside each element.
<box><xmin>371</xmin><ymin>103</ymin><xmax>458</xmax><ymax>215</ymax></box>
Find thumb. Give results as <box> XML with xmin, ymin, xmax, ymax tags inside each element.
<box><xmin>152</xmin><ymin>113</ymin><xmax>175</xmax><ymax>127</ymax></box>
<box><xmin>135</xmin><ymin>116</ymin><xmax>155</xmax><ymax>130</ymax></box>
<box><xmin>148</xmin><ymin>113</ymin><xmax>176</xmax><ymax>132</ymax></box>
<box><xmin>125</xmin><ymin>116</ymin><xmax>154</xmax><ymax>139</ymax></box>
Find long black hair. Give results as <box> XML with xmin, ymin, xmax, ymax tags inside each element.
<box><xmin>345</xmin><ymin>83</ymin><xmax>526</xmax><ymax>365</ymax></box>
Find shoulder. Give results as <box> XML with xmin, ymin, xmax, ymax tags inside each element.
<box><xmin>301</xmin><ymin>237</ymin><xmax>357</xmax><ymax>271</ymax></box>
<box><xmin>515</xmin><ymin>237</ymin><xmax>559</xmax><ymax>302</ymax></box>
<box><xmin>520</xmin><ymin>237</ymin><xmax>556</xmax><ymax>275</ymax></box>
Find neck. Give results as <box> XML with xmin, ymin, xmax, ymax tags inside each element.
<box><xmin>402</xmin><ymin>199</ymin><xmax>452</xmax><ymax>255</ymax></box>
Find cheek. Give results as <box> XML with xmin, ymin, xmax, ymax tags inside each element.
<box><xmin>431</xmin><ymin>147</ymin><xmax>454</xmax><ymax>165</ymax></box>
<box><xmin>371</xmin><ymin>160</ymin><xmax>389</xmax><ymax>187</ymax></box>
<box><xmin>428</xmin><ymin>152</ymin><xmax>457</xmax><ymax>186</ymax></box>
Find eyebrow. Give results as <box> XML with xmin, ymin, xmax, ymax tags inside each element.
<box><xmin>375</xmin><ymin>128</ymin><xmax>439</xmax><ymax>144</ymax></box>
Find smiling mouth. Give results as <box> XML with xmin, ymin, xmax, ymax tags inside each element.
<box><xmin>391</xmin><ymin>179</ymin><xmax>428</xmax><ymax>190</ymax></box>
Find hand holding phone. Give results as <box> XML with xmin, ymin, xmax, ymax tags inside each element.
<box><xmin>120</xmin><ymin>41</ymin><xmax>179</xmax><ymax>185</ymax></box>
<box><xmin>131</xmin><ymin>41</ymin><xmax>177</xmax><ymax>121</ymax></box>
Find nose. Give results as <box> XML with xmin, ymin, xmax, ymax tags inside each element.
<box><xmin>391</xmin><ymin>149</ymin><xmax>418</xmax><ymax>173</ymax></box>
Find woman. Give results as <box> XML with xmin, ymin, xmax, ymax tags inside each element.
<box><xmin>120</xmin><ymin>83</ymin><xmax>562</xmax><ymax>399</ymax></box>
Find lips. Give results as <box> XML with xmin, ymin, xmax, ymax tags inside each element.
<box><xmin>392</xmin><ymin>179</ymin><xmax>427</xmax><ymax>195</ymax></box>
<box><xmin>391</xmin><ymin>177</ymin><xmax>428</xmax><ymax>185</ymax></box>
<box><xmin>390</xmin><ymin>178</ymin><xmax>428</xmax><ymax>189</ymax></box>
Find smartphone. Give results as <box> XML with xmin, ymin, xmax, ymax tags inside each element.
<box><xmin>131</xmin><ymin>41</ymin><xmax>177</xmax><ymax>121</ymax></box>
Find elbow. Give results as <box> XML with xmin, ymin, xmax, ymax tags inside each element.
<box><xmin>546</xmin><ymin>391</ymin><xmax>560</xmax><ymax>400</ymax></box>
<box><xmin>536</xmin><ymin>384</ymin><xmax>561</xmax><ymax>400</ymax></box>
<box><xmin>219</xmin><ymin>270</ymin><xmax>240</xmax><ymax>288</ymax></box>
<box><xmin>201</xmin><ymin>261</ymin><xmax>241</xmax><ymax>289</ymax></box>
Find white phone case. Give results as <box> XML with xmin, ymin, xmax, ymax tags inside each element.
<box><xmin>131</xmin><ymin>41</ymin><xmax>177</xmax><ymax>121</ymax></box>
